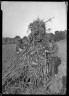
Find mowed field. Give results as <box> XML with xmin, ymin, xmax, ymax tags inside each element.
<box><xmin>56</xmin><ymin>39</ymin><xmax>67</xmax><ymax>77</ymax></box>
<box><xmin>2</xmin><ymin>44</ymin><xmax>16</xmax><ymax>78</ymax></box>
<box><xmin>2</xmin><ymin>39</ymin><xmax>67</xmax><ymax>78</ymax></box>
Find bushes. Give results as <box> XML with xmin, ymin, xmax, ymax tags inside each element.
<box><xmin>2</xmin><ymin>31</ymin><xmax>66</xmax><ymax>45</ymax></box>
<box><xmin>2</xmin><ymin>36</ymin><xmax>21</xmax><ymax>44</ymax></box>
<box><xmin>47</xmin><ymin>30</ymin><xmax>66</xmax><ymax>42</ymax></box>
<box><xmin>54</xmin><ymin>31</ymin><xmax>66</xmax><ymax>42</ymax></box>
<box><xmin>2</xmin><ymin>37</ymin><xmax>15</xmax><ymax>44</ymax></box>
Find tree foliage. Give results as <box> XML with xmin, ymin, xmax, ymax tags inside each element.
<box><xmin>46</xmin><ymin>30</ymin><xmax>66</xmax><ymax>42</ymax></box>
<box><xmin>54</xmin><ymin>30</ymin><xmax>66</xmax><ymax>41</ymax></box>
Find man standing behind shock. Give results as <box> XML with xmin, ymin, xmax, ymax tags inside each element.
<box><xmin>49</xmin><ymin>40</ymin><xmax>59</xmax><ymax>57</ymax></box>
<box><xmin>16</xmin><ymin>39</ymin><xmax>23</xmax><ymax>54</ymax></box>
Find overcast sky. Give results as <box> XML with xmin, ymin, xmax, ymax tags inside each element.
<box><xmin>2</xmin><ymin>2</ymin><xmax>67</xmax><ymax>38</ymax></box>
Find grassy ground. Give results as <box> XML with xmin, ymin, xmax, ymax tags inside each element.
<box><xmin>56</xmin><ymin>39</ymin><xmax>67</xmax><ymax>77</ymax></box>
<box><xmin>2</xmin><ymin>44</ymin><xmax>16</xmax><ymax>78</ymax></box>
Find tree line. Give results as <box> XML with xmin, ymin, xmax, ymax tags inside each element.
<box><xmin>47</xmin><ymin>30</ymin><xmax>67</xmax><ymax>42</ymax></box>
<box><xmin>2</xmin><ymin>30</ymin><xmax>67</xmax><ymax>44</ymax></box>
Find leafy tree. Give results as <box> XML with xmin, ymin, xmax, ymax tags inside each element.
<box><xmin>14</xmin><ymin>36</ymin><xmax>21</xmax><ymax>42</ymax></box>
<box><xmin>22</xmin><ymin>36</ymin><xmax>29</xmax><ymax>44</ymax></box>
<box><xmin>3</xmin><ymin>37</ymin><xmax>10</xmax><ymax>44</ymax></box>
<box><xmin>54</xmin><ymin>30</ymin><xmax>66</xmax><ymax>41</ymax></box>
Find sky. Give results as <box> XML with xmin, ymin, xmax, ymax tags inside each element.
<box><xmin>1</xmin><ymin>2</ymin><xmax>67</xmax><ymax>38</ymax></box>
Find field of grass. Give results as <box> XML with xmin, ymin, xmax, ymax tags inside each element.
<box><xmin>56</xmin><ymin>39</ymin><xmax>67</xmax><ymax>77</ymax></box>
<box><xmin>2</xmin><ymin>44</ymin><xmax>16</xmax><ymax>78</ymax></box>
